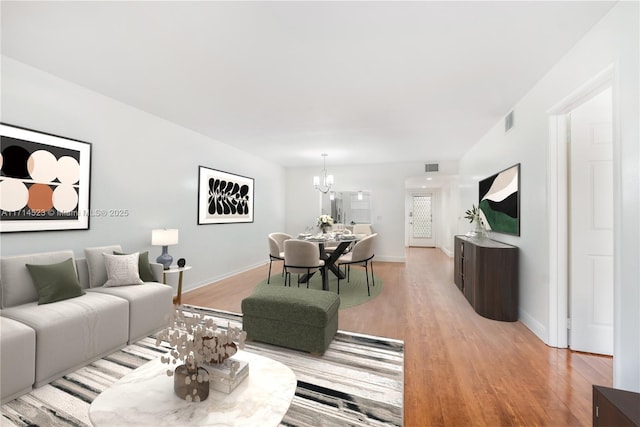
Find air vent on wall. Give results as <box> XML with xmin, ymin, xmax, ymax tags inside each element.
<box><xmin>505</xmin><ymin>111</ymin><xmax>515</xmax><ymax>132</ymax></box>
<box><xmin>425</xmin><ymin>163</ymin><xmax>439</xmax><ymax>172</ymax></box>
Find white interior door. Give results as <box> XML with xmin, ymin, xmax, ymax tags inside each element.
<box><xmin>569</xmin><ymin>87</ymin><xmax>614</xmax><ymax>355</ymax></box>
<box><xmin>409</xmin><ymin>194</ymin><xmax>435</xmax><ymax>247</ymax></box>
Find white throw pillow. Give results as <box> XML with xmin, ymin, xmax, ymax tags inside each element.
<box><xmin>84</xmin><ymin>245</ymin><xmax>123</xmax><ymax>288</ymax></box>
<box><xmin>102</xmin><ymin>252</ymin><xmax>144</xmax><ymax>287</ymax></box>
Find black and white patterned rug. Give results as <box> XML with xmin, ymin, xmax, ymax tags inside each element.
<box><xmin>1</xmin><ymin>306</ymin><xmax>404</xmax><ymax>426</ymax></box>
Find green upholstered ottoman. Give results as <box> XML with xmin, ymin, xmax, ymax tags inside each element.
<box><xmin>241</xmin><ymin>286</ymin><xmax>340</xmax><ymax>354</ymax></box>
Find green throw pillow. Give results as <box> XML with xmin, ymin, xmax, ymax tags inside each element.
<box><xmin>26</xmin><ymin>258</ymin><xmax>85</xmax><ymax>305</ymax></box>
<box><xmin>113</xmin><ymin>250</ymin><xmax>156</xmax><ymax>282</ymax></box>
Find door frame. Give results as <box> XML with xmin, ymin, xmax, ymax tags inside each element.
<box><xmin>405</xmin><ymin>190</ymin><xmax>439</xmax><ymax>248</ymax></box>
<box><xmin>546</xmin><ymin>65</ymin><xmax>617</xmax><ymax>349</ymax></box>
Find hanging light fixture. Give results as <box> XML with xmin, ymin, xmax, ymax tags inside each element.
<box><xmin>313</xmin><ymin>153</ymin><xmax>334</xmax><ymax>194</ymax></box>
<box><xmin>357</xmin><ymin>191</ymin><xmax>363</xmax><ymax>201</ymax></box>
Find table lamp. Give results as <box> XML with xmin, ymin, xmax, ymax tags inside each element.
<box><xmin>152</xmin><ymin>228</ymin><xmax>179</xmax><ymax>270</ymax></box>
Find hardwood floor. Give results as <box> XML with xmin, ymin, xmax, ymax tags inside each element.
<box><xmin>182</xmin><ymin>247</ymin><xmax>612</xmax><ymax>426</ymax></box>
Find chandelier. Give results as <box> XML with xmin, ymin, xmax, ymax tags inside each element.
<box><xmin>313</xmin><ymin>153</ymin><xmax>334</xmax><ymax>194</ymax></box>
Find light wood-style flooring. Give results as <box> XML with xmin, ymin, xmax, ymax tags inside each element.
<box><xmin>182</xmin><ymin>247</ymin><xmax>612</xmax><ymax>426</ymax></box>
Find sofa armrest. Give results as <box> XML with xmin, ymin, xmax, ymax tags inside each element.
<box><xmin>150</xmin><ymin>262</ymin><xmax>164</xmax><ymax>283</ymax></box>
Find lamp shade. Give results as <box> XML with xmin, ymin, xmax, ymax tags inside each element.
<box><xmin>152</xmin><ymin>229</ymin><xmax>179</xmax><ymax>246</ymax></box>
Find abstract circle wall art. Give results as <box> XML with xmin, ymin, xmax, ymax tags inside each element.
<box><xmin>0</xmin><ymin>123</ymin><xmax>92</xmax><ymax>232</ymax></box>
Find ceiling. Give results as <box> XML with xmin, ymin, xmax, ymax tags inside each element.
<box><xmin>1</xmin><ymin>1</ymin><xmax>616</xmax><ymax>168</ymax></box>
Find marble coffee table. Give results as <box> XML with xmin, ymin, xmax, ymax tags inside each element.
<box><xmin>89</xmin><ymin>350</ymin><xmax>297</xmax><ymax>427</ymax></box>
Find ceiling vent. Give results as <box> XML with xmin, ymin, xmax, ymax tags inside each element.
<box><xmin>425</xmin><ymin>163</ymin><xmax>439</xmax><ymax>172</ymax></box>
<box><xmin>505</xmin><ymin>111</ymin><xmax>515</xmax><ymax>132</ymax></box>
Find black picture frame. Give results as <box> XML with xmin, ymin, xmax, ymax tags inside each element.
<box><xmin>478</xmin><ymin>163</ymin><xmax>520</xmax><ymax>236</ymax></box>
<box><xmin>1</xmin><ymin>123</ymin><xmax>92</xmax><ymax>233</ymax></box>
<box><xmin>197</xmin><ymin>166</ymin><xmax>254</xmax><ymax>224</ymax></box>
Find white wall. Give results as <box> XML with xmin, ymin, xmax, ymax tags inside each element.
<box><xmin>440</xmin><ymin>178</ymin><xmax>460</xmax><ymax>256</ymax></box>
<box><xmin>1</xmin><ymin>57</ymin><xmax>287</xmax><ymax>291</ymax></box>
<box><xmin>458</xmin><ymin>2</ymin><xmax>639</xmax><ymax>391</ymax></box>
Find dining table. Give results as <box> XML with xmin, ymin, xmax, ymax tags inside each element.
<box><xmin>297</xmin><ymin>233</ymin><xmax>362</xmax><ymax>291</ymax></box>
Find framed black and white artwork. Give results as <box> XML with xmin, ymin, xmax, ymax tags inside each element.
<box><xmin>198</xmin><ymin>166</ymin><xmax>254</xmax><ymax>224</ymax></box>
<box><xmin>0</xmin><ymin>123</ymin><xmax>92</xmax><ymax>233</ymax></box>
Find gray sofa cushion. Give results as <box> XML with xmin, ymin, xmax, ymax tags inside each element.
<box><xmin>1</xmin><ymin>292</ymin><xmax>129</xmax><ymax>387</ymax></box>
<box><xmin>84</xmin><ymin>245</ymin><xmax>122</xmax><ymax>288</ymax></box>
<box><xmin>88</xmin><ymin>282</ymin><xmax>173</xmax><ymax>343</ymax></box>
<box><xmin>0</xmin><ymin>250</ymin><xmax>76</xmax><ymax>308</ymax></box>
<box><xmin>80</xmin><ymin>251</ymin><xmax>171</xmax><ymax>343</ymax></box>
<box><xmin>0</xmin><ymin>316</ymin><xmax>36</xmax><ymax>403</ymax></box>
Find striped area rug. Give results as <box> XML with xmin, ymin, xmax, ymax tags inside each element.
<box><xmin>1</xmin><ymin>306</ymin><xmax>404</xmax><ymax>427</ymax></box>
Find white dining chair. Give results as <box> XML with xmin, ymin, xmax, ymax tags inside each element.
<box><xmin>283</xmin><ymin>240</ymin><xmax>325</xmax><ymax>288</ymax></box>
<box><xmin>267</xmin><ymin>232</ymin><xmax>291</xmax><ymax>284</ymax></box>
<box><xmin>336</xmin><ymin>233</ymin><xmax>377</xmax><ymax>296</ymax></box>
<box><xmin>352</xmin><ymin>224</ymin><xmax>373</xmax><ymax>235</ymax></box>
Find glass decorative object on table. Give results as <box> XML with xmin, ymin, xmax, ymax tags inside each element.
<box><xmin>464</xmin><ymin>204</ymin><xmax>488</xmax><ymax>239</ymax></box>
<box><xmin>173</xmin><ymin>364</ymin><xmax>210</xmax><ymax>401</ymax></box>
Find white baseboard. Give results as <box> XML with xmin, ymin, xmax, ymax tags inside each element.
<box><xmin>440</xmin><ymin>246</ymin><xmax>453</xmax><ymax>257</ymax></box>
<box><xmin>518</xmin><ymin>308</ymin><xmax>548</xmax><ymax>344</ymax></box>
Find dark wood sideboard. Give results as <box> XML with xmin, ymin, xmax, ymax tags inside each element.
<box><xmin>454</xmin><ymin>235</ymin><xmax>518</xmax><ymax>322</ymax></box>
<box><xmin>593</xmin><ymin>385</ymin><xmax>640</xmax><ymax>426</ymax></box>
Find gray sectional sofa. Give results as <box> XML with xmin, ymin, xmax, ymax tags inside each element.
<box><xmin>0</xmin><ymin>245</ymin><xmax>173</xmax><ymax>403</ymax></box>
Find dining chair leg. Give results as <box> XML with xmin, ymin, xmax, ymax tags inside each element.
<box><xmin>365</xmin><ymin>263</ymin><xmax>371</xmax><ymax>296</ymax></box>
<box><xmin>287</xmin><ymin>270</ymin><xmax>294</xmax><ymax>287</ymax></box>
<box><xmin>370</xmin><ymin>261</ymin><xmax>375</xmax><ymax>287</ymax></box>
